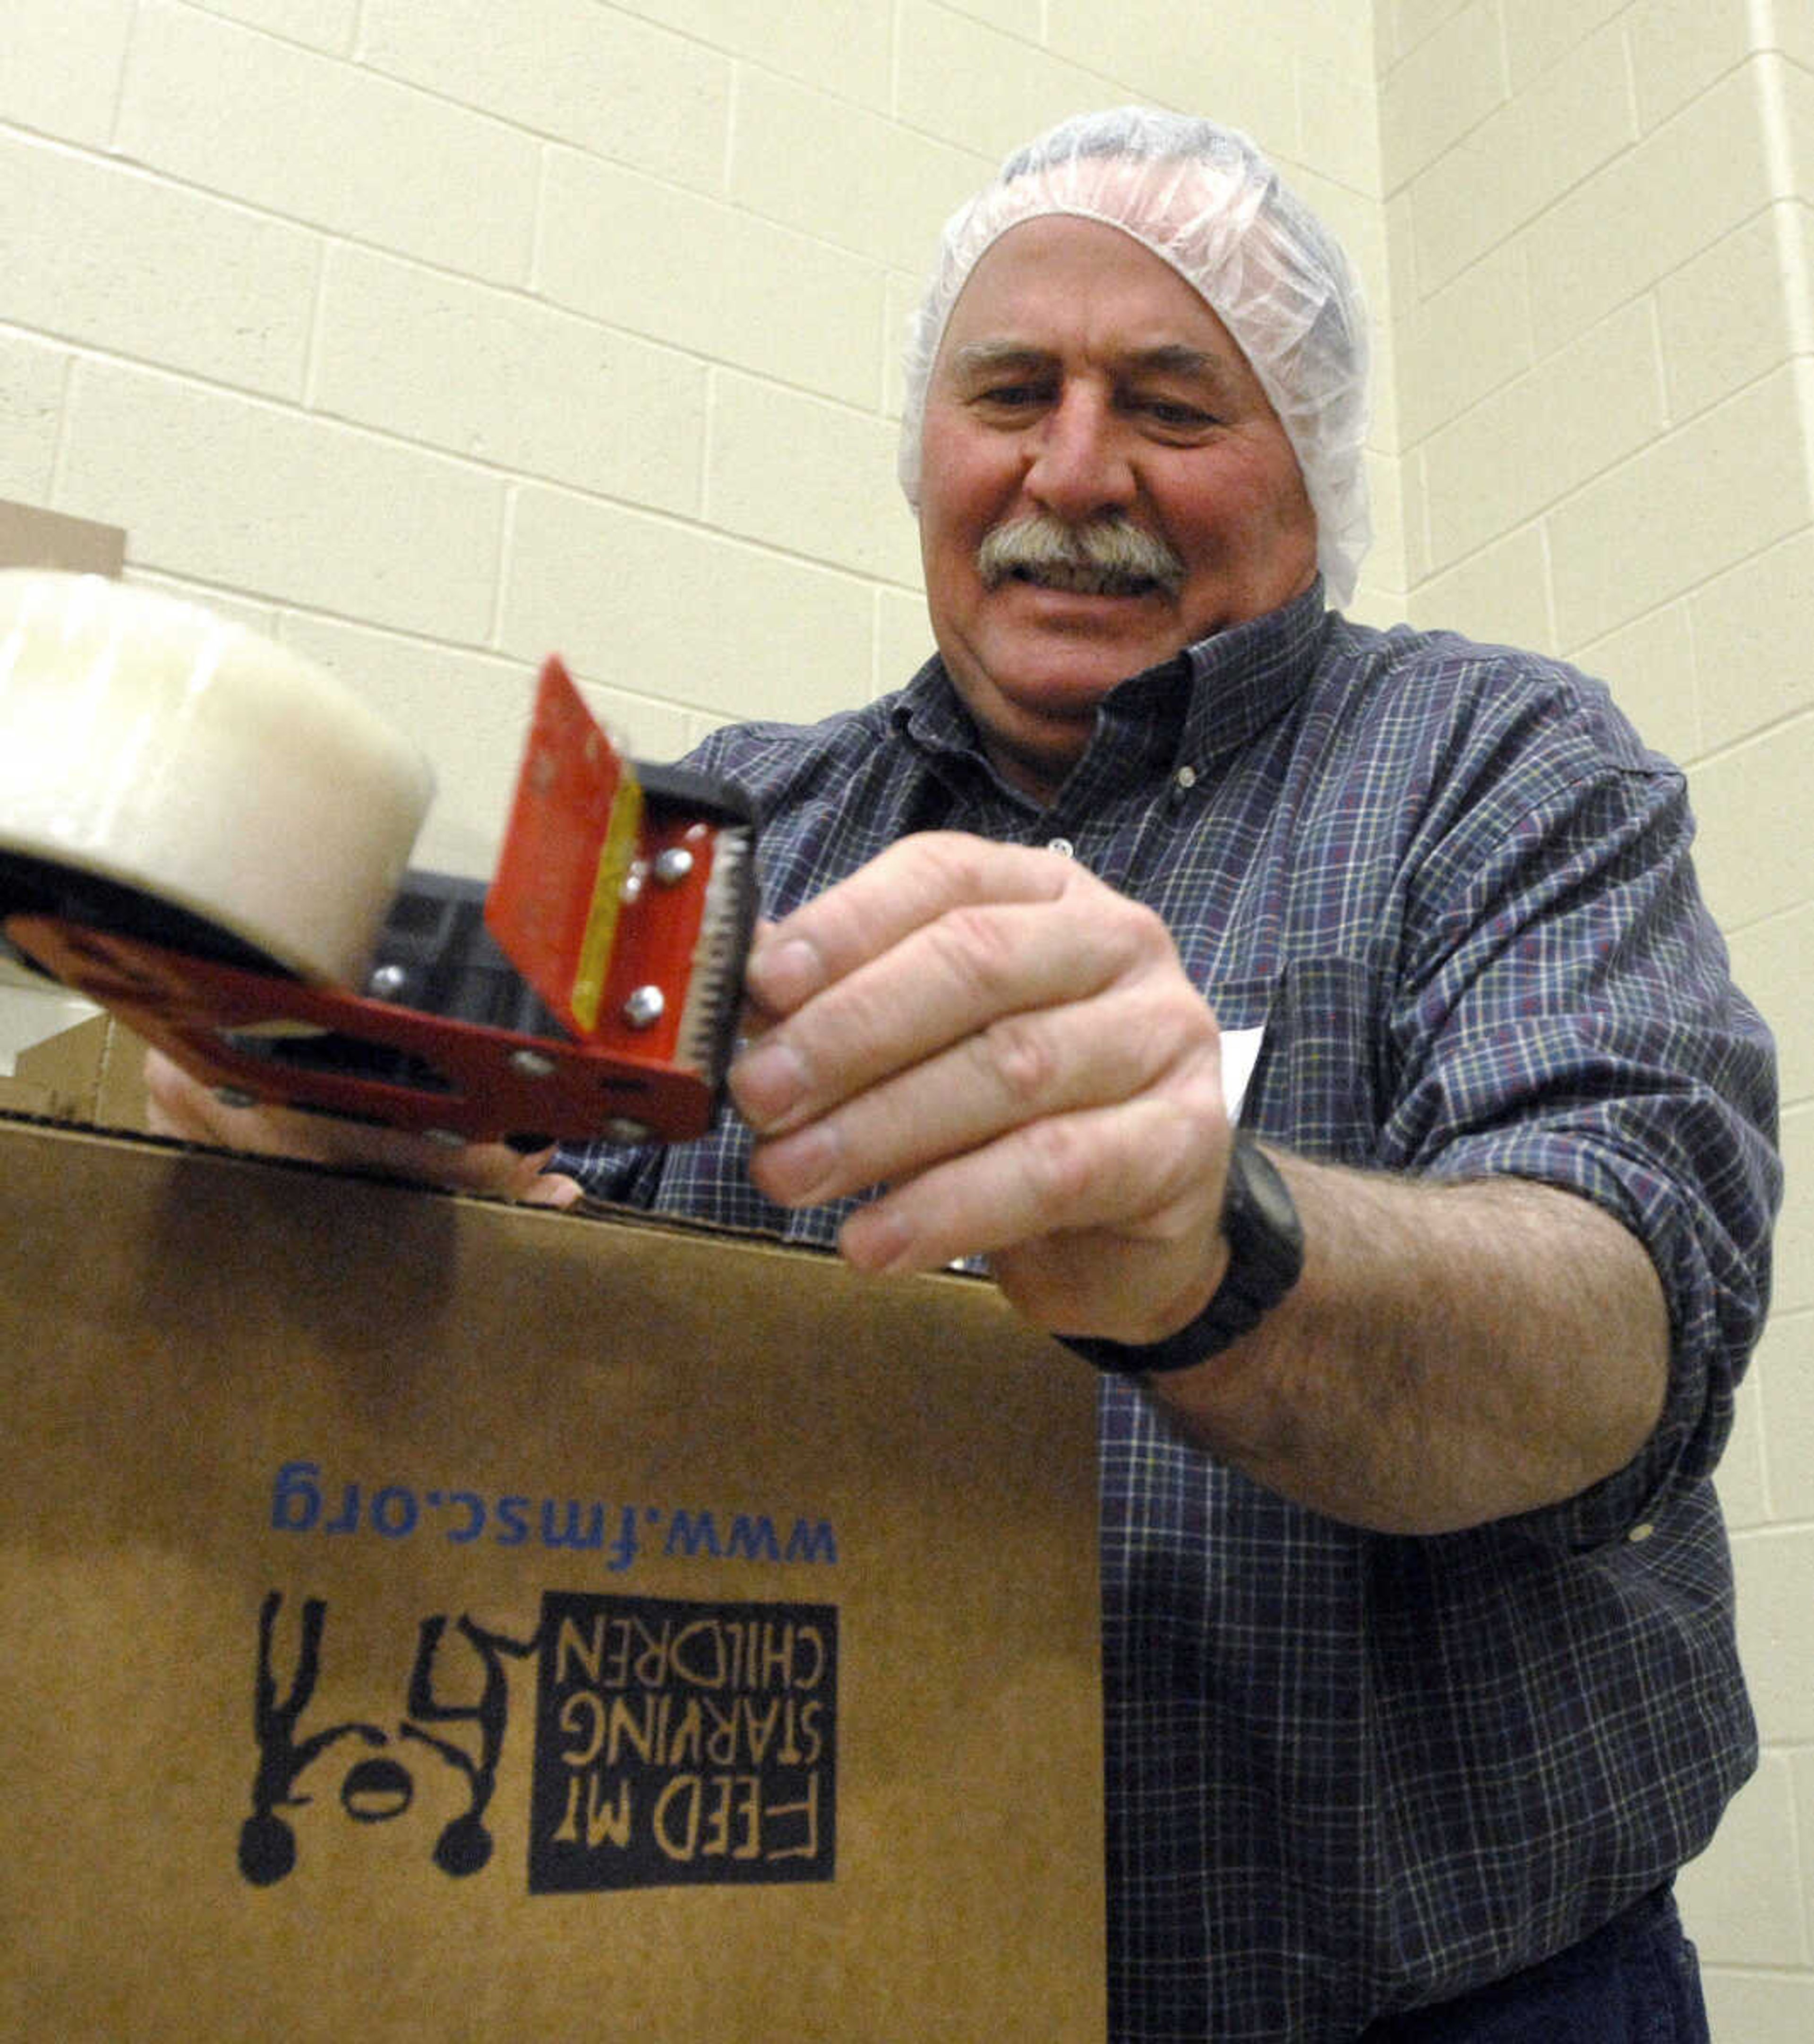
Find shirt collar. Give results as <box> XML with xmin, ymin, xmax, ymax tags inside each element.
<box><xmin>895</xmin><ymin>579</ymin><xmax>1332</xmax><ymax>811</ymax></box>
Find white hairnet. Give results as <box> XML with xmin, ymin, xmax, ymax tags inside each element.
<box><xmin>899</xmin><ymin>108</ymin><xmax>1372</xmax><ymax>610</ymax></box>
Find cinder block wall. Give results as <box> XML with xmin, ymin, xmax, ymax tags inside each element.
<box><xmin>1</xmin><ymin>0</ymin><xmax>1391</xmax><ymax>874</ymax></box>
<box><xmin>3</xmin><ymin>0</ymin><xmax>1806</xmax><ymax>2029</ymax></box>
<box><xmin>1382</xmin><ymin>3</ymin><xmax>1814</xmax><ymax>2033</ymax></box>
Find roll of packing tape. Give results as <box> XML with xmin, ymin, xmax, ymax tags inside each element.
<box><xmin>0</xmin><ymin>572</ymin><xmax>434</xmax><ymax>985</ymax></box>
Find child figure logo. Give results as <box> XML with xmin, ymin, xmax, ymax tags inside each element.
<box><xmin>237</xmin><ymin>1588</ymin><xmax>838</xmax><ymax>1893</ymax></box>
<box><xmin>529</xmin><ymin>1591</ymin><xmax>838</xmax><ymax>1892</ymax></box>
<box><xmin>239</xmin><ymin>1591</ymin><xmax>537</xmax><ymax>1886</ymax></box>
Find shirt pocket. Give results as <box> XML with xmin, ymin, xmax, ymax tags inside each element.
<box><xmin>1211</xmin><ymin>957</ymin><xmax>1390</xmax><ymax>1168</ymax></box>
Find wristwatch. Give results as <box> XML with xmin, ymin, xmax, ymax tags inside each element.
<box><xmin>1059</xmin><ymin>1132</ymin><xmax>1304</xmax><ymax>1377</ymax></box>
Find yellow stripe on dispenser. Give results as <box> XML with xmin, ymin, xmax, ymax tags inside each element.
<box><xmin>569</xmin><ymin>770</ymin><xmax>644</xmax><ymax>1033</ymax></box>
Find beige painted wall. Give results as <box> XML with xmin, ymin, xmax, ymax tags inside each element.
<box><xmin>2</xmin><ymin>0</ymin><xmax>1805</xmax><ymax>2030</ymax></box>
<box><xmin>1379</xmin><ymin>4</ymin><xmax>1813</xmax><ymax>2031</ymax></box>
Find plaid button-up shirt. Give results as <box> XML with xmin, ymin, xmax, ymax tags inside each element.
<box><xmin>561</xmin><ymin>582</ymin><xmax>1779</xmax><ymax>2041</ymax></box>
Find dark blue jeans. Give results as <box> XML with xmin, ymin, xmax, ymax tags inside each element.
<box><xmin>1360</xmin><ymin>1888</ymin><xmax>1710</xmax><ymax>2042</ymax></box>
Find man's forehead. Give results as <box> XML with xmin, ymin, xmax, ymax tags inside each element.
<box><xmin>936</xmin><ymin>217</ymin><xmax>1255</xmax><ymax>383</ymax></box>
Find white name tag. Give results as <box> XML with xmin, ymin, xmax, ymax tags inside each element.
<box><xmin>1221</xmin><ymin>1026</ymin><xmax>1265</xmax><ymax>1125</ymax></box>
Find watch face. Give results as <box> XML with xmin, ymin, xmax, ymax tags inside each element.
<box><xmin>1225</xmin><ymin>1137</ymin><xmax>1304</xmax><ymax>1302</ymax></box>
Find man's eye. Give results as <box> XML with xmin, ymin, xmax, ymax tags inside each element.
<box><xmin>975</xmin><ymin>385</ymin><xmax>1048</xmax><ymax>408</ymax></box>
<box><xmin>1137</xmin><ymin>399</ymin><xmax>1215</xmax><ymax>428</ymax></box>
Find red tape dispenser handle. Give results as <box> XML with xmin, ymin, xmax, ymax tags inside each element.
<box><xmin>491</xmin><ymin>659</ymin><xmax>668</xmax><ymax>1044</ymax></box>
<box><xmin>485</xmin><ymin>658</ymin><xmax>756</xmax><ymax>1101</ymax></box>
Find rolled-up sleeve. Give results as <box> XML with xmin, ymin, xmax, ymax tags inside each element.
<box><xmin>1386</xmin><ymin>760</ymin><xmax>1780</xmax><ymax>1550</ymax></box>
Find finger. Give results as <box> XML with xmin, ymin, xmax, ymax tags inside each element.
<box><xmin>736</xmin><ymin>920</ymin><xmax>783</xmax><ymax>1032</ymax></box>
<box><xmin>144</xmin><ymin>1049</ymin><xmax>216</xmax><ymax>1139</ymax></box>
<box><xmin>748</xmin><ymin>967</ymin><xmax>1217</xmax><ymax>1208</ymax></box>
<box><xmin>837</xmin><ymin>1086</ymin><xmax>1230</xmax><ymax>1295</ymax></box>
<box><xmin>732</xmin><ymin>879</ymin><xmax>1168</xmax><ymax>1135</ymax></box>
<box><xmin>743</xmin><ymin>834</ymin><xmax>1074</xmax><ymax>1018</ymax></box>
<box><xmin>513</xmin><ymin>1167</ymin><xmax>586</xmax><ymax>1209</ymax></box>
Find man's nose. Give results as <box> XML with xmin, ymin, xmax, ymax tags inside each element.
<box><xmin>1023</xmin><ymin>388</ymin><xmax>1135</xmax><ymax>521</ymax></box>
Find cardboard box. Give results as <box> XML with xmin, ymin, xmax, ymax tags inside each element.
<box><xmin>0</xmin><ymin>1012</ymin><xmax>149</xmax><ymax>1132</ymax></box>
<box><xmin>0</xmin><ymin>1119</ymin><xmax>1105</xmax><ymax>2042</ymax></box>
<box><xmin>0</xmin><ymin>497</ymin><xmax>127</xmax><ymax>578</ymax></box>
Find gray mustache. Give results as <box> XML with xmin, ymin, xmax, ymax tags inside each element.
<box><xmin>976</xmin><ymin>514</ymin><xmax>1186</xmax><ymax>597</ymax></box>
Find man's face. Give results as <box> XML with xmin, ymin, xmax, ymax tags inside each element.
<box><xmin>917</xmin><ymin>214</ymin><xmax>1318</xmax><ymax>802</ymax></box>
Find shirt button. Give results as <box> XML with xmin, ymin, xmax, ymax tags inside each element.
<box><xmin>1046</xmin><ymin>837</ymin><xmax>1074</xmax><ymax>858</ymax></box>
<box><xmin>1174</xmin><ymin>765</ymin><xmax>1198</xmax><ymax>791</ymax></box>
<box><xmin>1627</xmin><ymin>1522</ymin><xmax>1656</xmax><ymax>1543</ymax></box>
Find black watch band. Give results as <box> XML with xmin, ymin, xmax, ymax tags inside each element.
<box><xmin>1059</xmin><ymin>1133</ymin><xmax>1304</xmax><ymax>1377</ymax></box>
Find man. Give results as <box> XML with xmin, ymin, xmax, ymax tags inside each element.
<box><xmin>153</xmin><ymin>110</ymin><xmax>1780</xmax><ymax>2040</ymax></box>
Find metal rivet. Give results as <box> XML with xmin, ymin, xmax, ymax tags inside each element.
<box><xmin>601</xmin><ymin>1117</ymin><xmax>655</xmax><ymax>1145</ymax></box>
<box><xmin>622</xmin><ymin>984</ymin><xmax>665</xmax><ymax>1030</ymax></box>
<box><xmin>368</xmin><ymin>963</ymin><xmax>407</xmax><ymax>1000</ymax></box>
<box><xmin>509</xmin><ymin>1048</ymin><xmax>556</xmax><ymax>1079</ymax></box>
<box><xmin>652</xmin><ymin>847</ymin><xmax>696</xmax><ymax>886</ymax></box>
